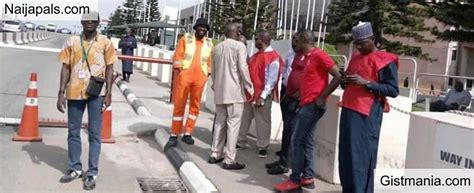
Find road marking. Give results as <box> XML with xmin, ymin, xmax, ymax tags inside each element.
<box><xmin>0</xmin><ymin>117</ymin><xmax>21</xmax><ymax>125</ymax></box>
<box><xmin>0</xmin><ymin>43</ymin><xmax>61</xmax><ymax>53</ymax></box>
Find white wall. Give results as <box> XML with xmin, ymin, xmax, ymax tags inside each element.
<box><xmin>405</xmin><ymin>112</ymin><xmax>474</xmax><ymax>169</ymax></box>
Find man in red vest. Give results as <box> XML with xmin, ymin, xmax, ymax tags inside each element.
<box><xmin>238</xmin><ymin>31</ymin><xmax>283</xmax><ymax>158</ymax></box>
<box><xmin>339</xmin><ymin>22</ymin><xmax>399</xmax><ymax>193</ymax></box>
<box><xmin>275</xmin><ymin>30</ymin><xmax>342</xmax><ymax>191</ymax></box>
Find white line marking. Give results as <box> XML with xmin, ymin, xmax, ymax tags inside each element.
<box><xmin>0</xmin><ymin>43</ymin><xmax>61</xmax><ymax>53</ymax></box>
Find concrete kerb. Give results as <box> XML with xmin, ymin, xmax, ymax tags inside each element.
<box><xmin>116</xmin><ymin>80</ymin><xmax>152</xmax><ymax>116</ymax></box>
<box><xmin>114</xmin><ymin>77</ymin><xmax>218</xmax><ymax>193</ymax></box>
<box><xmin>155</xmin><ymin>128</ymin><xmax>219</xmax><ymax>193</ymax></box>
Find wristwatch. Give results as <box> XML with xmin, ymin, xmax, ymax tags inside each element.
<box><xmin>365</xmin><ymin>80</ymin><xmax>370</xmax><ymax>86</ymax></box>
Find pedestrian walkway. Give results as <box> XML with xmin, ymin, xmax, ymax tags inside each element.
<box><xmin>0</xmin><ymin>67</ymin><xmax>179</xmax><ymax>192</ymax></box>
<box><xmin>124</xmin><ymin>68</ymin><xmax>342</xmax><ymax>193</ymax></box>
<box><xmin>0</xmin><ymin>126</ymin><xmax>178</xmax><ymax>193</ymax></box>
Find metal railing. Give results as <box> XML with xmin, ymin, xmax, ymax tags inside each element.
<box><xmin>414</xmin><ymin>73</ymin><xmax>474</xmax><ymax>102</ymax></box>
<box><xmin>399</xmin><ymin>57</ymin><xmax>418</xmax><ymax>101</ymax></box>
<box><xmin>117</xmin><ymin>55</ymin><xmax>175</xmax><ymax>103</ymax></box>
<box><xmin>329</xmin><ymin>54</ymin><xmax>348</xmax><ymax>68</ymax></box>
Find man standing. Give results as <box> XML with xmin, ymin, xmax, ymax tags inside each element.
<box><xmin>166</xmin><ymin>18</ymin><xmax>213</xmax><ymax>147</ymax></box>
<box><xmin>119</xmin><ymin>27</ymin><xmax>137</xmax><ymax>82</ymax></box>
<box><xmin>266</xmin><ymin>33</ymin><xmax>300</xmax><ymax>174</ymax></box>
<box><xmin>275</xmin><ymin>30</ymin><xmax>342</xmax><ymax>191</ymax></box>
<box><xmin>57</xmin><ymin>11</ymin><xmax>117</xmax><ymax>190</ymax></box>
<box><xmin>338</xmin><ymin>22</ymin><xmax>399</xmax><ymax>193</ymax></box>
<box><xmin>238</xmin><ymin>31</ymin><xmax>283</xmax><ymax>158</ymax></box>
<box><xmin>208</xmin><ymin>23</ymin><xmax>253</xmax><ymax>170</ymax></box>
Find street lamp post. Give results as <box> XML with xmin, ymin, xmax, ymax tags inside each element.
<box><xmin>317</xmin><ymin>0</ymin><xmax>327</xmax><ymax>47</ymax></box>
<box><xmin>305</xmin><ymin>0</ymin><xmax>311</xmax><ymax>28</ymax></box>
<box><xmin>251</xmin><ymin>0</ymin><xmax>261</xmax><ymax>54</ymax></box>
<box><xmin>289</xmin><ymin>0</ymin><xmax>295</xmax><ymax>39</ymax></box>
<box><xmin>310</xmin><ymin>0</ymin><xmax>317</xmax><ymax>30</ymax></box>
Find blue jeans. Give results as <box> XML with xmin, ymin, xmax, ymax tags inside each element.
<box><xmin>290</xmin><ymin>103</ymin><xmax>326</xmax><ymax>183</ymax></box>
<box><xmin>279</xmin><ymin>95</ymin><xmax>299</xmax><ymax>167</ymax></box>
<box><xmin>67</xmin><ymin>97</ymin><xmax>103</xmax><ymax>176</ymax></box>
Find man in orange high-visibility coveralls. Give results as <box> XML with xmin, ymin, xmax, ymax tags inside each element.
<box><xmin>166</xmin><ymin>18</ymin><xmax>213</xmax><ymax>148</ymax></box>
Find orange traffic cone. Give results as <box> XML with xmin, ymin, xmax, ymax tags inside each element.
<box><xmin>13</xmin><ymin>73</ymin><xmax>42</xmax><ymax>142</ymax></box>
<box><xmin>101</xmin><ymin>104</ymin><xmax>115</xmax><ymax>143</ymax></box>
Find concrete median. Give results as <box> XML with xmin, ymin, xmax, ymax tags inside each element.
<box><xmin>0</xmin><ymin>32</ymin><xmax>50</xmax><ymax>45</ymax></box>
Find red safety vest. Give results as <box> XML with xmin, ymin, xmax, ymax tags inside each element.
<box><xmin>248</xmin><ymin>49</ymin><xmax>284</xmax><ymax>102</ymax></box>
<box><xmin>341</xmin><ymin>51</ymin><xmax>399</xmax><ymax>116</ymax></box>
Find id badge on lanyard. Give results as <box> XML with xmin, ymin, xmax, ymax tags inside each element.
<box><xmin>80</xmin><ymin>36</ymin><xmax>94</xmax><ymax>79</ymax></box>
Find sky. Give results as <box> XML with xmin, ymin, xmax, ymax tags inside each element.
<box><xmin>43</xmin><ymin>0</ymin><xmax>199</xmax><ymax>33</ymax></box>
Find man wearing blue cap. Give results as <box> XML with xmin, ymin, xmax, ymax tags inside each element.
<box><xmin>338</xmin><ymin>22</ymin><xmax>399</xmax><ymax>193</ymax></box>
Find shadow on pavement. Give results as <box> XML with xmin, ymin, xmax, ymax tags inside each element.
<box><xmin>128</xmin><ymin>122</ymin><xmax>159</xmax><ymax>135</ymax></box>
<box><xmin>22</xmin><ymin>142</ymin><xmax>68</xmax><ymax>174</ymax></box>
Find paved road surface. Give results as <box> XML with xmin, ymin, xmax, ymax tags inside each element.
<box><xmin>0</xmin><ymin>33</ymin><xmax>180</xmax><ymax>192</ymax></box>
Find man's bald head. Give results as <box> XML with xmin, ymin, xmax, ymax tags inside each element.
<box><xmin>225</xmin><ymin>23</ymin><xmax>239</xmax><ymax>39</ymax></box>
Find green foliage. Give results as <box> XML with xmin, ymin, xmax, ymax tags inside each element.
<box><xmin>146</xmin><ymin>0</ymin><xmax>162</xmax><ymax>22</ymax></box>
<box><xmin>317</xmin><ymin>43</ymin><xmax>344</xmax><ymax>67</ymax></box>
<box><xmin>420</xmin><ymin>0</ymin><xmax>474</xmax><ymax>42</ymax></box>
<box><xmin>326</xmin><ymin>0</ymin><xmax>435</xmax><ymax>61</ymax></box>
<box><xmin>207</xmin><ymin>0</ymin><xmax>277</xmax><ymax>38</ymax></box>
<box><xmin>123</xmin><ymin>0</ymin><xmax>138</xmax><ymax>24</ymax></box>
<box><xmin>109</xmin><ymin>8</ymin><xmax>124</xmax><ymax>26</ymax></box>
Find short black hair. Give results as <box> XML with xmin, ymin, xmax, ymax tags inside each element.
<box><xmin>298</xmin><ymin>29</ymin><xmax>316</xmax><ymax>44</ymax></box>
<box><xmin>256</xmin><ymin>31</ymin><xmax>272</xmax><ymax>44</ymax></box>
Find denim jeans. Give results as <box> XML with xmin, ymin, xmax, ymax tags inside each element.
<box><xmin>67</xmin><ymin>96</ymin><xmax>103</xmax><ymax>176</ymax></box>
<box><xmin>279</xmin><ymin>95</ymin><xmax>299</xmax><ymax>167</ymax></box>
<box><xmin>289</xmin><ymin>103</ymin><xmax>326</xmax><ymax>183</ymax></box>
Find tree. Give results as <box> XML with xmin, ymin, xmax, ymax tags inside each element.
<box><xmin>121</xmin><ymin>0</ymin><xmax>135</xmax><ymax>24</ymax></box>
<box><xmin>207</xmin><ymin>0</ymin><xmax>277</xmax><ymax>38</ymax></box>
<box><xmin>146</xmin><ymin>0</ymin><xmax>161</xmax><ymax>22</ymax></box>
<box><xmin>326</xmin><ymin>0</ymin><xmax>435</xmax><ymax>60</ymax></box>
<box><xmin>109</xmin><ymin>7</ymin><xmax>125</xmax><ymax>26</ymax></box>
<box><xmin>420</xmin><ymin>0</ymin><xmax>474</xmax><ymax>42</ymax></box>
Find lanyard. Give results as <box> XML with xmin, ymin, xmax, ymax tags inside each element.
<box><xmin>80</xmin><ymin>35</ymin><xmax>95</xmax><ymax>63</ymax></box>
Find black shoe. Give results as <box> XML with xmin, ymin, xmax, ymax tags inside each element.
<box><xmin>236</xmin><ymin>144</ymin><xmax>241</xmax><ymax>150</ymax></box>
<box><xmin>208</xmin><ymin>157</ymin><xmax>224</xmax><ymax>164</ymax></box>
<box><xmin>83</xmin><ymin>176</ymin><xmax>96</xmax><ymax>190</ymax></box>
<box><xmin>182</xmin><ymin>135</ymin><xmax>195</xmax><ymax>145</ymax></box>
<box><xmin>267</xmin><ymin>164</ymin><xmax>289</xmax><ymax>175</ymax></box>
<box><xmin>165</xmin><ymin>136</ymin><xmax>178</xmax><ymax>148</ymax></box>
<box><xmin>258</xmin><ymin>149</ymin><xmax>267</xmax><ymax>158</ymax></box>
<box><xmin>223</xmin><ymin>162</ymin><xmax>246</xmax><ymax>170</ymax></box>
<box><xmin>265</xmin><ymin>160</ymin><xmax>280</xmax><ymax>169</ymax></box>
<box><xmin>275</xmin><ymin>150</ymin><xmax>281</xmax><ymax>156</ymax></box>
<box><xmin>59</xmin><ymin>170</ymin><xmax>83</xmax><ymax>183</ymax></box>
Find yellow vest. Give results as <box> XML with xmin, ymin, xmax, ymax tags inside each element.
<box><xmin>182</xmin><ymin>33</ymin><xmax>213</xmax><ymax>75</ymax></box>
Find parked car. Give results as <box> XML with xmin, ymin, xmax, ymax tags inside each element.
<box><xmin>25</xmin><ymin>22</ymin><xmax>35</xmax><ymax>30</ymax></box>
<box><xmin>20</xmin><ymin>22</ymin><xmax>27</xmax><ymax>32</ymax></box>
<box><xmin>1</xmin><ymin>20</ymin><xmax>22</xmax><ymax>32</ymax></box>
<box><xmin>46</xmin><ymin>23</ymin><xmax>56</xmax><ymax>32</ymax></box>
<box><xmin>36</xmin><ymin>25</ymin><xmax>45</xmax><ymax>31</ymax></box>
<box><xmin>57</xmin><ymin>28</ymin><xmax>72</xmax><ymax>34</ymax></box>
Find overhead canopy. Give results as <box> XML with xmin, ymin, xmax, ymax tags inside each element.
<box><xmin>110</xmin><ymin>21</ymin><xmax>185</xmax><ymax>30</ymax></box>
